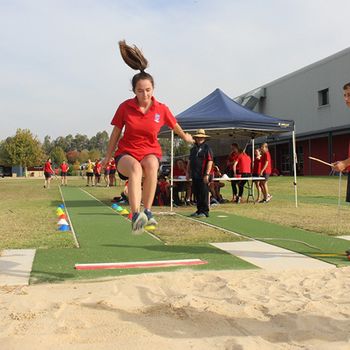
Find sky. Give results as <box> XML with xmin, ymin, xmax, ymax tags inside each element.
<box><xmin>0</xmin><ymin>0</ymin><xmax>349</xmax><ymax>141</ymax></box>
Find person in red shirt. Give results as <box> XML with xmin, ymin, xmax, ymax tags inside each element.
<box><xmin>227</xmin><ymin>143</ymin><xmax>240</xmax><ymax>202</ymax></box>
<box><xmin>233</xmin><ymin>150</ymin><xmax>252</xmax><ymax>203</ymax></box>
<box><xmin>259</xmin><ymin>143</ymin><xmax>272</xmax><ymax>203</ymax></box>
<box><xmin>103</xmin><ymin>40</ymin><xmax>193</xmax><ymax>234</ymax></box>
<box><xmin>94</xmin><ymin>159</ymin><xmax>102</xmax><ymax>186</ymax></box>
<box><xmin>43</xmin><ymin>158</ymin><xmax>54</xmax><ymax>189</ymax></box>
<box><xmin>104</xmin><ymin>160</ymin><xmax>111</xmax><ymax>187</ymax></box>
<box><xmin>59</xmin><ymin>160</ymin><xmax>69</xmax><ymax>186</ymax></box>
<box><xmin>109</xmin><ymin>158</ymin><xmax>117</xmax><ymax>187</ymax></box>
<box><xmin>252</xmin><ymin>148</ymin><xmax>262</xmax><ymax>202</ymax></box>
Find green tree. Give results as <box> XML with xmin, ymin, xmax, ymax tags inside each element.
<box><xmin>50</xmin><ymin>146</ymin><xmax>66</xmax><ymax>166</ymax></box>
<box><xmin>89</xmin><ymin>149</ymin><xmax>101</xmax><ymax>161</ymax></box>
<box><xmin>95</xmin><ymin>131</ymin><xmax>109</xmax><ymax>154</ymax></box>
<box><xmin>66</xmin><ymin>150</ymin><xmax>79</xmax><ymax>164</ymax></box>
<box><xmin>159</xmin><ymin>138</ymin><xmax>172</xmax><ymax>157</ymax></box>
<box><xmin>72</xmin><ymin>160</ymin><xmax>81</xmax><ymax>176</ymax></box>
<box><xmin>73</xmin><ymin>134</ymin><xmax>89</xmax><ymax>151</ymax></box>
<box><xmin>1</xmin><ymin>129</ymin><xmax>44</xmax><ymax>174</ymax></box>
<box><xmin>65</xmin><ymin>134</ymin><xmax>74</xmax><ymax>151</ymax></box>
<box><xmin>174</xmin><ymin>139</ymin><xmax>191</xmax><ymax>157</ymax></box>
<box><xmin>53</xmin><ymin>136</ymin><xmax>69</xmax><ymax>152</ymax></box>
<box><xmin>42</xmin><ymin>135</ymin><xmax>53</xmax><ymax>155</ymax></box>
<box><xmin>78</xmin><ymin>149</ymin><xmax>89</xmax><ymax>163</ymax></box>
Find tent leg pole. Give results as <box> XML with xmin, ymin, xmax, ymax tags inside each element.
<box><xmin>170</xmin><ymin>130</ymin><xmax>174</xmax><ymax>212</ymax></box>
<box><xmin>292</xmin><ymin>129</ymin><xmax>298</xmax><ymax>208</ymax></box>
<box><xmin>251</xmin><ymin>138</ymin><xmax>255</xmax><ymax>198</ymax></box>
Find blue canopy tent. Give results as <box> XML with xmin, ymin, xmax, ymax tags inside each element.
<box><xmin>160</xmin><ymin>88</ymin><xmax>298</xmax><ymax>208</ymax></box>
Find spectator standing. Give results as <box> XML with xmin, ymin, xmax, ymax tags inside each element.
<box><xmin>86</xmin><ymin>159</ymin><xmax>95</xmax><ymax>187</ymax></box>
<box><xmin>109</xmin><ymin>158</ymin><xmax>117</xmax><ymax>186</ymax></box>
<box><xmin>233</xmin><ymin>150</ymin><xmax>252</xmax><ymax>203</ymax></box>
<box><xmin>59</xmin><ymin>160</ymin><xmax>69</xmax><ymax>186</ymax></box>
<box><xmin>259</xmin><ymin>143</ymin><xmax>272</xmax><ymax>203</ymax></box>
<box><xmin>252</xmin><ymin>148</ymin><xmax>262</xmax><ymax>202</ymax></box>
<box><xmin>187</xmin><ymin>129</ymin><xmax>213</xmax><ymax>217</ymax></box>
<box><xmin>94</xmin><ymin>159</ymin><xmax>102</xmax><ymax>186</ymax></box>
<box><xmin>43</xmin><ymin>158</ymin><xmax>54</xmax><ymax>189</ymax></box>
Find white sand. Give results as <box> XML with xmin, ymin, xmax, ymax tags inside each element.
<box><xmin>1</xmin><ymin>267</ymin><xmax>350</xmax><ymax>350</ymax></box>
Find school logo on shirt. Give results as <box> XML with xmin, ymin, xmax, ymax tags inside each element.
<box><xmin>154</xmin><ymin>113</ymin><xmax>160</xmax><ymax>123</ymax></box>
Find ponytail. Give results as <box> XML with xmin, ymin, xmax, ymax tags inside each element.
<box><xmin>118</xmin><ymin>40</ymin><xmax>154</xmax><ymax>91</ymax></box>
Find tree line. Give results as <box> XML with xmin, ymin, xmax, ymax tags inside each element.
<box><xmin>0</xmin><ymin>129</ymin><xmax>191</xmax><ymax>174</ymax></box>
<box><xmin>0</xmin><ymin>129</ymin><xmax>109</xmax><ymax>171</ymax></box>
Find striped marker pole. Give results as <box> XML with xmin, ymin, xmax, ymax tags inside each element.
<box><xmin>75</xmin><ymin>259</ymin><xmax>207</xmax><ymax>270</ymax></box>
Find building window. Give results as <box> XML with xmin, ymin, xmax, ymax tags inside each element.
<box><xmin>318</xmin><ymin>88</ymin><xmax>329</xmax><ymax>106</ymax></box>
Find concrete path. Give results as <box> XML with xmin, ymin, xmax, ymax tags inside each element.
<box><xmin>0</xmin><ymin>249</ymin><xmax>36</xmax><ymax>286</ymax></box>
<box><xmin>211</xmin><ymin>241</ymin><xmax>333</xmax><ymax>271</ymax></box>
<box><xmin>338</xmin><ymin>235</ymin><xmax>350</xmax><ymax>241</ymax></box>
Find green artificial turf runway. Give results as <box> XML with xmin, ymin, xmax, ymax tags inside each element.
<box><xmin>31</xmin><ymin>188</ymin><xmax>255</xmax><ymax>283</ymax></box>
<box><xmin>189</xmin><ymin>211</ymin><xmax>350</xmax><ymax>267</ymax></box>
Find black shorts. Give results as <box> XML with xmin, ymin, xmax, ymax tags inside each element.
<box><xmin>61</xmin><ymin>172</ymin><xmax>67</xmax><ymax>176</ymax></box>
<box><xmin>109</xmin><ymin>169</ymin><xmax>116</xmax><ymax>175</ymax></box>
<box><xmin>262</xmin><ymin>173</ymin><xmax>270</xmax><ymax>180</ymax></box>
<box><xmin>94</xmin><ymin>173</ymin><xmax>101</xmax><ymax>178</ymax></box>
<box><xmin>104</xmin><ymin>170</ymin><xmax>110</xmax><ymax>176</ymax></box>
<box><xmin>87</xmin><ymin>172</ymin><xmax>94</xmax><ymax>177</ymax></box>
<box><xmin>115</xmin><ymin>154</ymin><xmax>129</xmax><ymax>180</ymax></box>
<box><xmin>44</xmin><ymin>172</ymin><xmax>52</xmax><ymax>179</ymax></box>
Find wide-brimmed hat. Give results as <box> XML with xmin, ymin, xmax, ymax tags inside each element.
<box><xmin>192</xmin><ymin>129</ymin><xmax>210</xmax><ymax>138</ymax></box>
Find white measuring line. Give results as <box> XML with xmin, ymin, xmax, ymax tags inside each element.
<box><xmin>79</xmin><ymin>188</ymin><xmax>162</xmax><ymax>242</ymax></box>
<box><xmin>58</xmin><ymin>185</ymin><xmax>80</xmax><ymax>248</ymax></box>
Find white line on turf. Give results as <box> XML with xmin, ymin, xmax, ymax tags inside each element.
<box><xmin>79</xmin><ymin>188</ymin><xmax>162</xmax><ymax>242</ymax></box>
<box><xmin>58</xmin><ymin>185</ymin><xmax>80</xmax><ymax>248</ymax></box>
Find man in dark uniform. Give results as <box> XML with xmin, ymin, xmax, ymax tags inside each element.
<box><xmin>187</xmin><ymin>129</ymin><xmax>213</xmax><ymax>217</ymax></box>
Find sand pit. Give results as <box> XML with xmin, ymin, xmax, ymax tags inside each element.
<box><xmin>1</xmin><ymin>267</ymin><xmax>349</xmax><ymax>349</ymax></box>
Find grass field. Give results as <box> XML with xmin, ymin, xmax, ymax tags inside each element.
<box><xmin>1</xmin><ymin>175</ymin><xmax>349</xmax><ymax>251</ymax></box>
<box><xmin>31</xmin><ymin>186</ymin><xmax>254</xmax><ymax>283</ymax></box>
<box><xmin>0</xmin><ymin>178</ymin><xmax>74</xmax><ymax>249</ymax></box>
<box><xmin>1</xmin><ymin>176</ymin><xmax>350</xmax><ymax>283</ymax></box>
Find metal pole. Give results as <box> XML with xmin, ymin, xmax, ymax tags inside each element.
<box><xmin>170</xmin><ymin>130</ymin><xmax>174</xmax><ymax>212</ymax></box>
<box><xmin>251</xmin><ymin>138</ymin><xmax>255</xmax><ymax>197</ymax></box>
<box><xmin>292</xmin><ymin>129</ymin><xmax>298</xmax><ymax>208</ymax></box>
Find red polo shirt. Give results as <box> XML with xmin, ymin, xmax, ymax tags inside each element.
<box><xmin>253</xmin><ymin>157</ymin><xmax>262</xmax><ymax>175</ymax></box>
<box><xmin>236</xmin><ymin>153</ymin><xmax>251</xmax><ymax>174</ymax></box>
<box><xmin>261</xmin><ymin>151</ymin><xmax>272</xmax><ymax>175</ymax></box>
<box><xmin>44</xmin><ymin>161</ymin><xmax>53</xmax><ymax>173</ymax></box>
<box><xmin>110</xmin><ymin>159</ymin><xmax>116</xmax><ymax>170</ymax></box>
<box><xmin>111</xmin><ymin>97</ymin><xmax>177</xmax><ymax>161</ymax></box>
<box><xmin>60</xmin><ymin>163</ymin><xmax>68</xmax><ymax>172</ymax></box>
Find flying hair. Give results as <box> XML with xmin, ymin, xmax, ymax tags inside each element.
<box><xmin>118</xmin><ymin>40</ymin><xmax>148</xmax><ymax>72</ymax></box>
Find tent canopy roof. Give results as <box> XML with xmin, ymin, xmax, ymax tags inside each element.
<box><xmin>160</xmin><ymin>88</ymin><xmax>294</xmax><ymax>139</ymax></box>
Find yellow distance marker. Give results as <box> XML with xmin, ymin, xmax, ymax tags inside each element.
<box><xmin>145</xmin><ymin>225</ymin><xmax>156</xmax><ymax>231</ymax></box>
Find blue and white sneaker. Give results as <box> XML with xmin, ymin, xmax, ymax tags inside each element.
<box><xmin>144</xmin><ymin>209</ymin><xmax>158</xmax><ymax>226</ymax></box>
<box><xmin>131</xmin><ymin>212</ymin><xmax>148</xmax><ymax>235</ymax></box>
